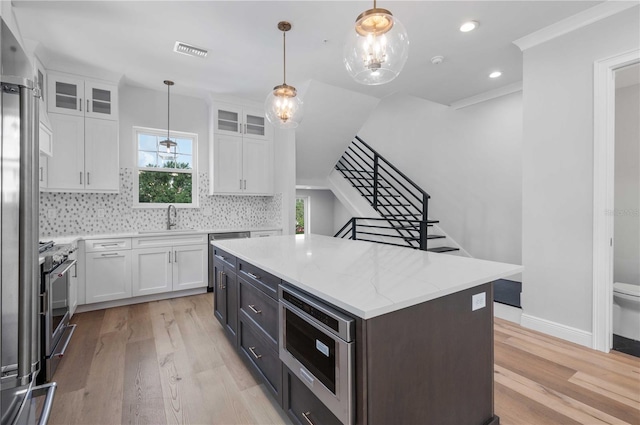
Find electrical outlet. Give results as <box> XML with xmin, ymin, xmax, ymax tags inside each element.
<box><xmin>472</xmin><ymin>292</ymin><xmax>486</xmax><ymax>311</ymax></box>
<box><xmin>47</xmin><ymin>209</ymin><xmax>57</xmax><ymax>219</ymax></box>
<box><xmin>97</xmin><ymin>208</ymin><xmax>106</xmax><ymax>218</ymax></box>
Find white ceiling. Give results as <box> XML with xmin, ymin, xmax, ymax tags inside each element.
<box><xmin>14</xmin><ymin>1</ymin><xmax>602</xmax><ymax>106</ymax></box>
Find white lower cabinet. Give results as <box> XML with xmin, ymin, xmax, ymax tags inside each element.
<box><xmin>132</xmin><ymin>243</ymin><xmax>208</xmax><ymax>297</ymax></box>
<box><xmin>132</xmin><ymin>247</ymin><xmax>172</xmax><ymax>297</ymax></box>
<box><xmin>85</xmin><ymin>250</ymin><xmax>132</xmax><ymax>304</ymax></box>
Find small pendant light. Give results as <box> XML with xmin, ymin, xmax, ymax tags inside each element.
<box><xmin>265</xmin><ymin>21</ymin><xmax>303</xmax><ymax>129</ymax></box>
<box><xmin>159</xmin><ymin>80</ymin><xmax>177</xmax><ymax>155</ymax></box>
<box><xmin>344</xmin><ymin>0</ymin><xmax>409</xmax><ymax>85</ymax></box>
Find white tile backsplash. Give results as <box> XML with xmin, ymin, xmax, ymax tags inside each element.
<box><xmin>39</xmin><ymin>168</ymin><xmax>282</xmax><ymax>237</ymax></box>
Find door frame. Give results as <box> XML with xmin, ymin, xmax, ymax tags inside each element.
<box><xmin>592</xmin><ymin>48</ymin><xmax>639</xmax><ymax>352</ymax></box>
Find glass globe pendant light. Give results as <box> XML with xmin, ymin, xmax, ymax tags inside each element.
<box><xmin>265</xmin><ymin>21</ymin><xmax>303</xmax><ymax>129</ymax></box>
<box><xmin>344</xmin><ymin>0</ymin><xmax>409</xmax><ymax>85</ymax></box>
<box><xmin>159</xmin><ymin>80</ymin><xmax>177</xmax><ymax>159</ymax></box>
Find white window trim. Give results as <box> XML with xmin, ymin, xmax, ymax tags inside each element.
<box><xmin>133</xmin><ymin>126</ymin><xmax>199</xmax><ymax>209</ymax></box>
<box><xmin>296</xmin><ymin>196</ymin><xmax>311</xmax><ymax>236</ymax></box>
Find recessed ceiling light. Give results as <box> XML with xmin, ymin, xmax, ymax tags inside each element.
<box><xmin>489</xmin><ymin>71</ymin><xmax>502</xmax><ymax>79</ymax></box>
<box><xmin>460</xmin><ymin>21</ymin><xmax>479</xmax><ymax>33</ymax></box>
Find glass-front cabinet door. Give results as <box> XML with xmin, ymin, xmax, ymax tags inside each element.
<box><xmin>85</xmin><ymin>81</ymin><xmax>118</xmax><ymax>121</ymax></box>
<box><xmin>214</xmin><ymin>104</ymin><xmax>243</xmax><ymax>136</ymax></box>
<box><xmin>243</xmin><ymin>108</ymin><xmax>268</xmax><ymax>141</ymax></box>
<box><xmin>47</xmin><ymin>73</ymin><xmax>84</xmax><ymax>117</ymax></box>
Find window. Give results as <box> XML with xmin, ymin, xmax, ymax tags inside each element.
<box><xmin>133</xmin><ymin>127</ymin><xmax>198</xmax><ymax>208</ymax></box>
<box><xmin>296</xmin><ymin>197</ymin><xmax>310</xmax><ymax>235</ymax></box>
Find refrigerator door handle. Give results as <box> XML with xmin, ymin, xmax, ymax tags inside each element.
<box><xmin>31</xmin><ymin>382</ymin><xmax>58</xmax><ymax>425</ymax></box>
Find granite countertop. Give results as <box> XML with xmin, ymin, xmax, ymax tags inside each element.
<box><xmin>42</xmin><ymin>226</ymin><xmax>282</xmax><ymax>245</ymax></box>
<box><xmin>213</xmin><ymin>234</ymin><xmax>523</xmax><ymax>319</ymax></box>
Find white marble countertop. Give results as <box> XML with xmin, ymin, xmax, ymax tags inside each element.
<box><xmin>213</xmin><ymin>234</ymin><xmax>523</xmax><ymax>319</ymax></box>
<box><xmin>42</xmin><ymin>226</ymin><xmax>282</xmax><ymax>245</ymax></box>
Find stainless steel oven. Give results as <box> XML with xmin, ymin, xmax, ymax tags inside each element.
<box><xmin>279</xmin><ymin>285</ymin><xmax>355</xmax><ymax>425</ymax></box>
<box><xmin>39</xmin><ymin>244</ymin><xmax>77</xmax><ymax>383</ymax></box>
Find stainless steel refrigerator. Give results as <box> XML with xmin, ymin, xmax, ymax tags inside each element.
<box><xmin>1</xmin><ymin>18</ymin><xmax>56</xmax><ymax>425</ymax></box>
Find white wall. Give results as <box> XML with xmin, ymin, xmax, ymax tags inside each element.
<box><xmin>119</xmin><ymin>84</ymin><xmax>209</xmax><ymax>172</ymax></box>
<box><xmin>295</xmin><ymin>80</ymin><xmax>379</xmax><ymax>186</ymax></box>
<box><xmin>614</xmin><ymin>83</ymin><xmax>640</xmax><ymax>285</ymax></box>
<box><xmin>358</xmin><ymin>91</ymin><xmax>523</xmax><ymax>267</ymax></box>
<box><xmin>296</xmin><ymin>189</ymin><xmax>339</xmax><ymax>237</ymax></box>
<box><xmin>521</xmin><ymin>8</ymin><xmax>640</xmax><ymax>335</ymax></box>
<box><xmin>275</xmin><ymin>128</ymin><xmax>296</xmax><ymax>235</ymax></box>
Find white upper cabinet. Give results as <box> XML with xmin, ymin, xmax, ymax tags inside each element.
<box><xmin>33</xmin><ymin>55</ymin><xmax>54</xmax><ymax>156</ymax></box>
<box><xmin>44</xmin><ymin>71</ymin><xmax>119</xmax><ymax>193</ymax></box>
<box><xmin>214</xmin><ymin>103</ymin><xmax>269</xmax><ymax>141</ymax></box>
<box><xmin>210</xmin><ymin>101</ymin><xmax>273</xmax><ymax>195</ymax></box>
<box><xmin>47</xmin><ymin>71</ymin><xmax>118</xmax><ymax>120</ymax></box>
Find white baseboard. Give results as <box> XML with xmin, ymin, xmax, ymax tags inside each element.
<box><xmin>75</xmin><ymin>287</ymin><xmax>208</xmax><ymax>314</ymax></box>
<box><xmin>520</xmin><ymin>313</ymin><xmax>593</xmax><ymax>348</ymax></box>
<box><xmin>493</xmin><ymin>302</ymin><xmax>522</xmax><ymax>324</ymax></box>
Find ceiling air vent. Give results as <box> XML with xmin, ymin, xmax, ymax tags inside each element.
<box><xmin>173</xmin><ymin>41</ymin><xmax>208</xmax><ymax>58</ymax></box>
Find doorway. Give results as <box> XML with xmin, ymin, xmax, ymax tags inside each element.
<box><xmin>592</xmin><ymin>49</ymin><xmax>640</xmax><ymax>353</ymax></box>
<box><xmin>296</xmin><ymin>196</ymin><xmax>310</xmax><ymax>235</ymax></box>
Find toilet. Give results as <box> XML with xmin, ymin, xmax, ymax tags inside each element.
<box><xmin>613</xmin><ymin>282</ymin><xmax>640</xmax><ymax>341</ymax></box>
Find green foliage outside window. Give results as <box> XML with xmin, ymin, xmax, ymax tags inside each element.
<box><xmin>138</xmin><ymin>161</ymin><xmax>192</xmax><ymax>204</ymax></box>
<box><xmin>296</xmin><ymin>198</ymin><xmax>305</xmax><ymax>234</ymax></box>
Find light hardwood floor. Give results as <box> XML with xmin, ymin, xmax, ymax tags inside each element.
<box><xmin>48</xmin><ymin>294</ymin><xmax>640</xmax><ymax>425</ymax></box>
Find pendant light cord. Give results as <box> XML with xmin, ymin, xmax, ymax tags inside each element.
<box><xmin>167</xmin><ymin>83</ymin><xmax>171</xmax><ymax>144</ymax></box>
<box><xmin>283</xmin><ymin>29</ymin><xmax>287</xmax><ymax>85</ymax></box>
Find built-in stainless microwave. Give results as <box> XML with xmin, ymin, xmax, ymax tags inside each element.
<box><xmin>278</xmin><ymin>285</ymin><xmax>355</xmax><ymax>425</ymax></box>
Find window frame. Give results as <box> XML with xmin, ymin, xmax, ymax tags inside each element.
<box><xmin>133</xmin><ymin>126</ymin><xmax>199</xmax><ymax>209</ymax></box>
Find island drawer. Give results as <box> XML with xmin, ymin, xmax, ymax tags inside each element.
<box><xmin>238</xmin><ymin>318</ymin><xmax>281</xmax><ymax>400</ymax></box>
<box><xmin>283</xmin><ymin>367</ymin><xmax>341</xmax><ymax>425</ymax></box>
<box><xmin>237</xmin><ymin>260</ymin><xmax>279</xmax><ymax>299</ymax></box>
<box><xmin>212</xmin><ymin>247</ymin><xmax>236</xmax><ymax>269</ymax></box>
<box><xmin>238</xmin><ymin>277</ymin><xmax>278</xmax><ymax>343</ymax></box>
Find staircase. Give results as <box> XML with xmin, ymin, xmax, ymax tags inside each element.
<box><xmin>333</xmin><ymin>136</ymin><xmax>459</xmax><ymax>253</ymax></box>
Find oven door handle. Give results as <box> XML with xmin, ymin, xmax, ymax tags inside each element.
<box><xmin>55</xmin><ymin>259</ymin><xmax>77</xmax><ymax>278</ymax></box>
<box><xmin>52</xmin><ymin>324</ymin><xmax>76</xmax><ymax>358</ymax></box>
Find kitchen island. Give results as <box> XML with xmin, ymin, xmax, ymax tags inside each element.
<box><xmin>212</xmin><ymin>234</ymin><xmax>523</xmax><ymax>425</ymax></box>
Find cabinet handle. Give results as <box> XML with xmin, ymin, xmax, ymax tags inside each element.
<box><xmin>240</xmin><ymin>179</ymin><xmax>243</xmax><ymax>190</ymax></box>
<box><xmin>101</xmin><ymin>253</ymin><xmax>119</xmax><ymax>257</ymax></box>
<box><xmin>214</xmin><ymin>254</ymin><xmax>226</xmax><ymax>261</ymax></box>
<box><xmin>79</xmin><ymin>172</ymin><xmax>83</xmax><ymax>185</ymax></box>
<box><xmin>39</xmin><ymin>167</ymin><xmax>43</xmax><ymax>182</ymax></box>
<box><xmin>248</xmin><ymin>304</ymin><xmax>262</xmax><ymax>314</ymax></box>
<box><xmin>244</xmin><ymin>180</ymin><xmax>247</xmax><ymax>190</ymax></box>
<box><xmin>72</xmin><ymin>263</ymin><xmax>78</xmax><ymax>278</ymax></box>
<box><xmin>87</xmin><ymin>172</ymin><xmax>90</xmax><ymax>185</ymax></box>
<box><xmin>87</xmin><ymin>99</ymin><xmax>90</xmax><ymax>113</ymax></box>
<box><xmin>174</xmin><ymin>251</ymin><xmax>177</xmax><ymax>263</ymax></box>
<box><xmin>247</xmin><ymin>346</ymin><xmax>262</xmax><ymax>360</ymax></box>
<box><xmin>79</xmin><ymin>98</ymin><xmax>82</xmax><ymax>111</ymax></box>
<box><xmin>246</xmin><ymin>272</ymin><xmax>261</xmax><ymax>280</ymax></box>
<box><xmin>168</xmin><ymin>251</ymin><xmax>172</xmax><ymax>263</ymax></box>
<box><xmin>219</xmin><ymin>271</ymin><xmax>226</xmax><ymax>290</ymax></box>
<box><xmin>301</xmin><ymin>412</ymin><xmax>314</xmax><ymax>425</ymax></box>
<box><xmin>100</xmin><ymin>243</ymin><xmax>119</xmax><ymax>247</ymax></box>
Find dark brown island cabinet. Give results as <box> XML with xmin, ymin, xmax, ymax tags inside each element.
<box><xmin>213</xmin><ymin>247</ymin><xmax>499</xmax><ymax>425</ymax></box>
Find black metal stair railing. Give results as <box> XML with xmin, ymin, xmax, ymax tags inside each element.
<box><xmin>334</xmin><ymin>136</ymin><xmax>458</xmax><ymax>253</ymax></box>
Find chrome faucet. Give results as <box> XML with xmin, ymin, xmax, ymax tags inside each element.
<box><xmin>167</xmin><ymin>204</ymin><xmax>177</xmax><ymax>230</ymax></box>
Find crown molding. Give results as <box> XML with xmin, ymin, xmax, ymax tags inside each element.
<box><xmin>449</xmin><ymin>82</ymin><xmax>522</xmax><ymax>110</ymax></box>
<box><xmin>513</xmin><ymin>1</ymin><xmax>639</xmax><ymax>51</ymax></box>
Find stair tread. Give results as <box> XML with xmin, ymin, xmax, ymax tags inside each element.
<box><xmin>426</xmin><ymin>234</ymin><xmax>446</xmax><ymax>239</ymax></box>
<box><xmin>427</xmin><ymin>246</ymin><xmax>460</xmax><ymax>253</ymax></box>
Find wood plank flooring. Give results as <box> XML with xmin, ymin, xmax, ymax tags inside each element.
<box><xmin>48</xmin><ymin>294</ymin><xmax>640</xmax><ymax>425</ymax></box>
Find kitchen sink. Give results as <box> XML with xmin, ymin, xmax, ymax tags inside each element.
<box><xmin>137</xmin><ymin>229</ymin><xmax>197</xmax><ymax>234</ymax></box>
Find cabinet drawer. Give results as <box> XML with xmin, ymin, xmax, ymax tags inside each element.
<box><xmin>212</xmin><ymin>247</ymin><xmax>236</xmax><ymax>269</ymax></box>
<box><xmin>237</xmin><ymin>260</ymin><xmax>279</xmax><ymax>299</ymax></box>
<box><xmin>85</xmin><ymin>238</ymin><xmax>131</xmax><ymax>252</ymax></box>
<box><xmin>239</xmin><ymin>278</ymin><xmax>278</xmax><ymax>344</ymax></box>
<box><xmin>239</xmin><ymin>319</ymin><xmax>281</xmax><ymax>397</ymax></box>
<box><xmin>284</xmin><ymin>367</ymin><xmax>341</xmax><ymax>425</ymax></box>
<box><xmin>132</xmin><ymin>233</ymin><xmax>207</xmax><ymax>249</ymax></box>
